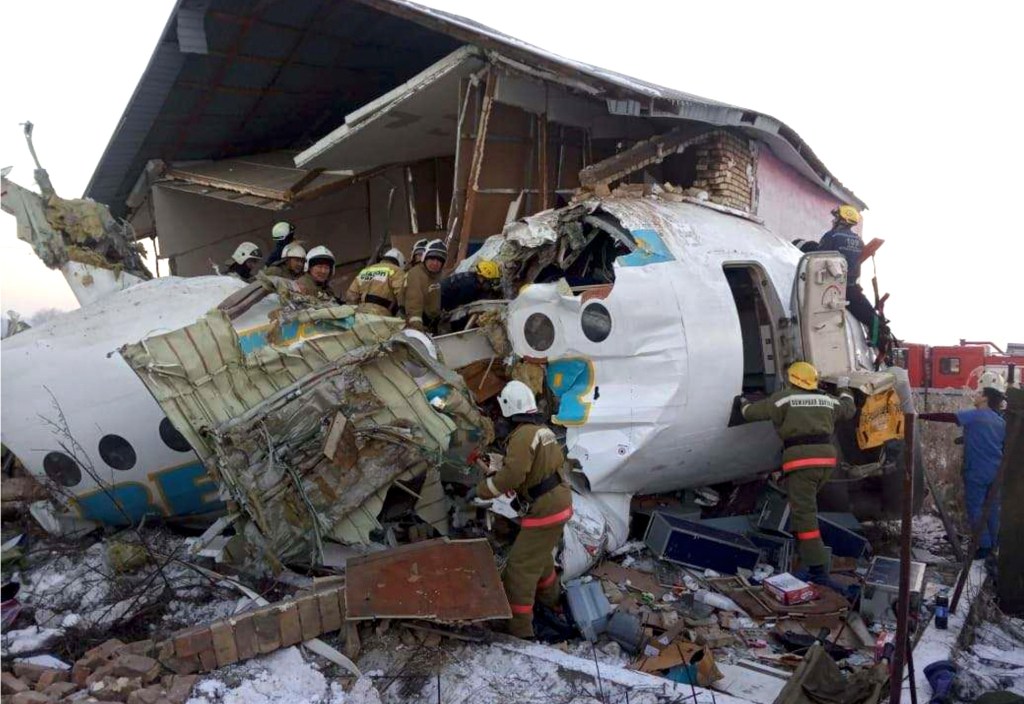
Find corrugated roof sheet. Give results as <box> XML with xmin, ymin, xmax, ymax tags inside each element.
<box><xmin>86</xmin><ymin>0</ymin><xmax>864</xmax><ymax>216</ymax></box>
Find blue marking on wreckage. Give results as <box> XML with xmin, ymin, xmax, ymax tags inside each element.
<box><xmin>75</xmin><ymin>462</ymin><xmax>225</xmax><ymax>526</ymax></box>
<box><xmin>618</xmin><ymin>228</ymin><xmax>675</xmax><ymax>267</ymax></box>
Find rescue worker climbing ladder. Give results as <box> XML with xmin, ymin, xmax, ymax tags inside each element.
<box><xmin>468</xmin><ymin>381</ymin><xmax>572</xmax><ymax>639</ymax></box>
<box><xmin>740</xmin><ymin>362</ymin><xmax>855</xmax><ymax>585</ymax></box>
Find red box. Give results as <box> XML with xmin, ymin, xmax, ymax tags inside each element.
<box><xmin>763</xmin><ymin>573</ymin><xmax>817</xmax><ymax>605</ymax></box>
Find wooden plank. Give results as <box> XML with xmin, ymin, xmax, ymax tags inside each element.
<box><xmin>456</xmin><ymin>72</ymin><xmax>496</xmax><ymax>265</ymax></box>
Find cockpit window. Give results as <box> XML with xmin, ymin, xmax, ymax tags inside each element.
<box><xmin>581</xmin><ymin>303</ymin><xmax>612</xmax><ymax>343</ymax></box>
<box><xmin>524</xmin><ymin>312</ymin><xmax>556</xmax><ymax>352</ymax></box>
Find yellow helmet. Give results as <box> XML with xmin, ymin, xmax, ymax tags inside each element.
<box><xmin>475</xmin><ymin>259</ymin><xmax>501</xmax><ymax>280</ymax></box>
<box><xmin>833</xmin><ymin>204</ymin><xmax>861</xmax><ymax>226</ymax></box>
<box><xmin>788</xmin><ymin>361</ymin><xmax>819</xmax><ymax>390</ymax></box>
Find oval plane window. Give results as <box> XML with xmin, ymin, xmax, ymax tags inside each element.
<box><xmin>159</xmin><ymin>418</ymin><xmax>192</xmax><ymax>453</ymax></box>
<box><xmin>98</xmin><ymin>434</ymin><xmax>137</xmax><ymax>471</ymax></box>
<box><xmin>581</xmin><ymin>302</ymin><xmax>612</xmax><ymax>343</ymax></box>
<box><xmin>43</xmin><ymin>451</ymin><xmax>82</xmax><ymax>487</ymax></box>
<box><xmin>524</xmin><ymin>312</ymin><xmax>556</xmax><ymax>352</ymax></box>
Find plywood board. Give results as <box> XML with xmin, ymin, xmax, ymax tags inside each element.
<box><xmin>344</xmin><ymin>539</ymin><xmax>511</xmax><ymax>622</ymax></box>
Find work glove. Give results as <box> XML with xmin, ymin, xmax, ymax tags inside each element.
<box><xmin>728</xmin><ymin>395</ymin><xmax>748</xmax><ymax>427</ymax></box>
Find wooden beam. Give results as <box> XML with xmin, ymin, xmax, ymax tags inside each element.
<box><xmin>455</xmin><ymin>72</ymin><xmax>496</xmax><ymax>265</ymax></box>
<box><xmin>578</xmin><ymin>126</ymin><xmax>716</xmax><ymax>188</ymax></box>
<box><xmin>539</xmin><ymin>115</ymin><xmax>549</xmax><ymax>210</ymax></box>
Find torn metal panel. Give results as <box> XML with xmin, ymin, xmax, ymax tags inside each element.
<box><xmin>344</xmin><ymin>538</ymin><xmax>511</xmax><ymax>622</ymax></box>
<box><xmin>1</xmin><ymin>174</ymin><xmax>152</xmax><ymax>288</ymax></box>
<box><xmin>121</xmin><ymin>302</ymin><xmax>492</xmax><ymax>573</ymax></box>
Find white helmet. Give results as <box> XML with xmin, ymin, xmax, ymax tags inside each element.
<box><xmin>424</xmin><ymin>238</ymin><xmax>448</xmax><ymax>263</ymax></box>
<box><xmin>271</xmin><ymin>221</ymin><xmax>294</xmax><ymax>241</ymax></box>
<box><xmin>978</xmin><ymin>370</ymin><xmax>1007</xmax><ymax>395</ymax></box>
<box><xmin>305</xmin><ymin>245</ymin><xmax>336</xmax><ymax>273</ymax></box>
<box><xmin>383</xmin><ymin>247</ymin><xmax>406</xmax><ymax>269</ymax></box>
<box><xmin>281</xmin><ymin>242</ymin><xmax>307</xmax><ymax>260</ymax></box>
<box><xmin>231</xmin><ymin>242</ymin><xmax>262</xmax><ymax>265</ymax></box>
<box><xmin>497</xmin><ymin>380</ymin><xmax>537</xmax><ymax>418</ymax></box>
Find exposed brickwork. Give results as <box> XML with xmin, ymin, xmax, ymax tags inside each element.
<box><xmin>692</xmin><ymin>132</ymin><xmax>755</xmax><ymax>212</ymax></box>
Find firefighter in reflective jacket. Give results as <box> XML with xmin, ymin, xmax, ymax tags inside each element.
<box><xmin>405</xmin><ymin>239</ymin><xmax>445</xmax><ymax>332</ymax></box>
<box><xmin>344</xmin><ymin>248</ymin><xmax>406</xmax><ymax>316</ymax></box>
<box><xmin>467</xmin><ymin>381</ymin><xmax>572</xmax><ymax>639</ymax></box>
<box><xmin>740</xmin><ymin>362</ymin><xmax>855</xmax><ymax>585</ymax></box>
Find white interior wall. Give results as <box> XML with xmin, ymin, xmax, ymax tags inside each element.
<box><xmin>150</xmin><ymin>166</ymin><xmax>413</xmax><ymax>277</ymax></box>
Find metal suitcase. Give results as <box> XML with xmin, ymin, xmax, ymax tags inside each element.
<box><xmin>644</xmin><ymin>512</ymin><xmax>762</xmax><ymax>575</ymax></box>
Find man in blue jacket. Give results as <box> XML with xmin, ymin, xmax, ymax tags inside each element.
<box><xmin>818</xmin><ymin>205</ymin><xmax>877</xmax><ymax>331</ymax></box>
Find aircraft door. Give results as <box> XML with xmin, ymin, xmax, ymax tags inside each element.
<box><xmin>792</xmin><ymin>252</ymin><xmax>854</xmax><ymax>377</ymax></box>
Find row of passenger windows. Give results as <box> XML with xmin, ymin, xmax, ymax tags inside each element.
<box><xmin>41</xmin><ymin>418</ymin><xmax>192</xmax><ymax>488</ymax></box>
<box><xmin>524</xmin><ymin>302</ymin><xmax>612</xmax><ymax>352</ymax></box>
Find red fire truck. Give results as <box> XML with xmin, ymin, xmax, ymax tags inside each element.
<box><xmin>897</xmin><ymin>340</ymin><xmax>1023</xmax><ymax>390</ymax></box>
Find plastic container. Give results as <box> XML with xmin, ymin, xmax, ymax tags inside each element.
<box><xmin>565</xmin><ymin>578</ymin><xmax>612</xmax><ymax>641</ymax></box>
<box><xmin>607</xmin><ymin>610</ymin><xmax>645</xmax><ymax>655</ymax></box>
<box><xmin>935</xmin><ymin>591</ymin><xmax>949</xmax><ymax>630</ymax></box>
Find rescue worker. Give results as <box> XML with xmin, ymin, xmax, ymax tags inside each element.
<box><xmin>739</xmin><ymin>362</ymin><xmax>855</xmax><ymax>586</ymax></box>
<box><xmin>404</xmin><ymin>238</ymin><xmax>445</xmax><ymax>333</ymax></box>
<box><xmin>466</xmin><ymin>381</ymin><xmax>572</xmax><ymax>639</ymax></box>
<box><xmin>264</xmin><ymin>242</ymin><xmax>307</xmax><ymax>280</ymax></box>
<box><xmin>440</xmin><ymin>259</ymin><xmax>502</xmax><ymax>312</ymax></box>
<box><xmin>266</xmin><ymin>221</ymin><xmax>295</xmax><ymax>266</ymax></box>
<box><xmin>818</xmin><ymin>205</ymin><xmax>876</xmax><ymax>330</ymax></box>
<box><xmin>344</xmin><ymin>248</ymin><xmax>406</xmax><ymax>316</ymax></box>
<box><xmin>296</xmin><ymin>245</ymin><xmax>340</xmax><ymax>302</ymax></box>
<box><xmin>222</xmin><ymin>242</ymin><xmax>263</xmax><ymax>282</ymax></box>
<box><xmin>919</xmin><ymin>371</ymin><xmax>1006</xmax><ymax>560</ymax></box>
<box><xmin>407</xmin><ymin>238</ymin><xmax>428</xmax><ymax>271</ymax></box>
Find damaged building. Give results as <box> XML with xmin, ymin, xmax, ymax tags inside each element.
<box><xmin>3</xmin><ymin>2</ymin><xmax>1023</xmax><ymax>704</ymax></box>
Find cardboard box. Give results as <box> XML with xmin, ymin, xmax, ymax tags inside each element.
<box><xmin>763</xmin><ymin>573</ymin><xmax>817</xmax><ymax>605</ymax></box>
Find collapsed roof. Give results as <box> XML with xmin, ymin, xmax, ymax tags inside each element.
<box><xmin>86</xmin><ymin>0</ymin><xmax>864</xmax><ymax>219</ymax></box>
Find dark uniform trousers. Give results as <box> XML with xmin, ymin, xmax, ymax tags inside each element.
<box><xmin>477</xmin><ymin>422</ymin><xmax>572</xmax><ymax>638</ymax></box>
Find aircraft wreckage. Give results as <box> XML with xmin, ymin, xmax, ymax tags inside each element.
<box><xmin>1</xmin><ymin>0</ymin><xmax>917</xmax><ymax>579</ymax></box>
<box><xmin>2</xmin><ymin>161</ymin><xmax>913</xmax><ymax>579</ymax></box>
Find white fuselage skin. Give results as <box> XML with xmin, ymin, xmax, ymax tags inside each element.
<box><xmin>507</xmin><ymin>199</ymin><xmax>807</xmax><ymax>494</ymax></box>
<box><xmin>0</xmin><ymin>275</ymin><xmax>276</xmax><ymax>525</ymax></box>
<box><xmin>2</xmin><ymin>198</ymin><xmax>838</xmax><ymax>531</ymax></box>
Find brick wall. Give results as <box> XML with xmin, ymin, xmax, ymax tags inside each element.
<box><xmin>692</xmin><ymin>132</ymin><xmax>755</xmax><ymax>212</ymax></box>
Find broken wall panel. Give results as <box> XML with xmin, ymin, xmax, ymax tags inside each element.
<box><xmin>344</xmin><ymin>539</ymin><xmax>511</xmax><ymax>622</ymax></box>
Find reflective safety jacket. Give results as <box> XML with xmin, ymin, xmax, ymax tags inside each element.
<box><xmin>404</xmin><ymin>263</ymin><xmax>441</xmax><ymax>331</ymax></box>
<box><xmin>344</xmin><ymin>260</ymin><xmax>405</xmax><ymax>316</ymax></box>
<box><xmin>742</xmin><ymin>387</ymin><xmax>856</xmax><ymax>472</ymax></box>
<box><xmin>295</xmin><ymin>273</ymin><xmax>339</xmax><ymax>303</ymax></box>
<box><xmin>477</xmin><ymin>422</ymin><xmax>572</xmax><ymax>525</ymax></box>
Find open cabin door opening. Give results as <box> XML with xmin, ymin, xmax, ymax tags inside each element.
<box><xmin>723</xmin><ymin>265</ymin><xmax>780</xmax><ymax>395</ymax></box>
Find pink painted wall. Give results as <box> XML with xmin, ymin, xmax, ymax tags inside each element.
<box><xmin>755</xmin><ymin>145</ymin><xmax>850</xmax><ymax>244</ymax></box>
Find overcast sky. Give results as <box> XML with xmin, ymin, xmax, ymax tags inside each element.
<box><xmin>1</xmin><ymin>1</ymin><xmax>1021</xmax><ymax>344</ymax></box>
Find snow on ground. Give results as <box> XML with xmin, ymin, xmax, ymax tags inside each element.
<box><xmin>186</xmin><ymin>647</ymin><xmax>380</xmax><ymax>704</ymax></box>
<box><xmin>12</xmin><ymin>531</ymin><xmax>242</xmax><ymax>642</ymax></box>
<box><xmin>954</xmin><ymin>617</ymin><xmax>1024</xmax><ymax>701</ymax></box>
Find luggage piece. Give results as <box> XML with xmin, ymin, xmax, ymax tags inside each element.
<box><xmin>644</xmin><ymin>512</ymin><xmax>761</xmax><ymax>575</ymax></box>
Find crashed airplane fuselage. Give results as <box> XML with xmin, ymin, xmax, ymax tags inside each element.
<box><xmin>2</xmin><ymin>175</ymin><xmax>901</xmax><ymax>574</ymax></box>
